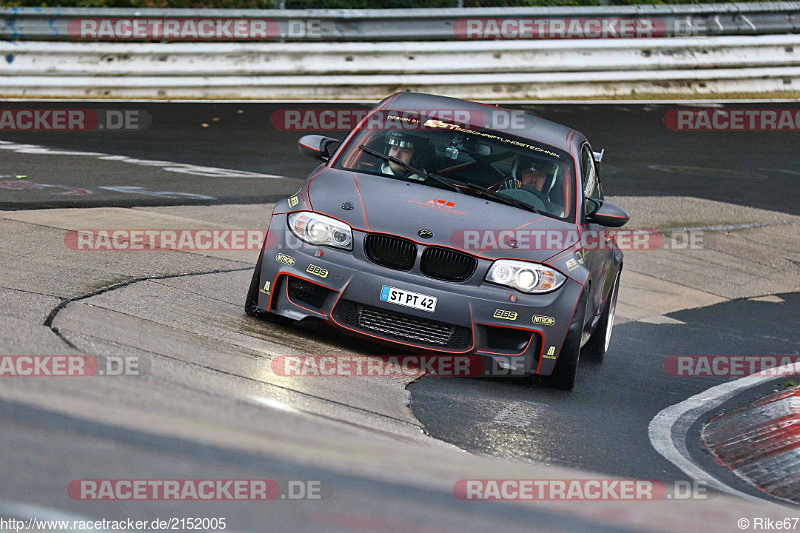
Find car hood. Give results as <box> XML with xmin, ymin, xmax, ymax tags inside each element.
<box><xmin>307</xmin><ymin>168</ymin><xmax>579</xmax><ymax>262</ymax></box>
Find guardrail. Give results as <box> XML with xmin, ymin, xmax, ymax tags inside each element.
<box><xmin>1</xmin><ymin>4</ymin><xmax>799</xmax><ymax>99</ymax></box>
<box><xmin>2</xmin><ymin>35</ymin><xmax>799</xmax><ymax>99</ymax></box>
<box><xmin>2</xmin><ymin>3</ymin><xmax>800</xmax><ymax>41</ymax></box>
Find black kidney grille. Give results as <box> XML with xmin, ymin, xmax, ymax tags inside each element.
<box><xmin>420</xmin><ymin>247</ymin><xmax>477</xmax><ymax>282</ymax></box>
<box><xmin>337</xmin><ymin>300</ymin><xmax>472</xmax><ymax>350</ymax></box>
<box><xmin>364</xmin><ymin>234</ymin><xmax>417</xmax><ymax>271</ymax></box>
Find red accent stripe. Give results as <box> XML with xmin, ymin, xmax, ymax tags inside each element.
<box><xmin>298</xmin><ymin>141</ymin><xmax>321</xmax><ymax>152</ymax></box>
<box><xmin>305</xmin><ymin>167</ymin><xmax>326</xmax><ymax>211</ymax></box>
<box><xmin>570</xmin><ymin>151</ymin><xmax>579</xmax><ymax>224</ymax></box>
<box><xmin>264</xmin><ymin>272</ymin><xmax>282</xmax><ymax>313</ymax></box>
<box><xmin>477</xmin><ymin>217</ymin><xmax>543</xmax><ymax>256</ymax></box>
<box><xmin>291</xmin><ymin>209</ymin><xmax>367</xmax><ymax>234</ymax></box>
<box><xmin>475</xmin><ymin>324</ymin><xmax>538</xmax><ymax>357</ymax></box>
<box><xmin>352</xmin><ymin>172</ymin><xmax>370</xmax><ymax>231</ymax></box>
<box><xmin>546</xmin><ymin>242</ymin><xmax>583</xmax><ymax>263</ymax></box>
<box><xmin>537</xmin><ymin>282</ymin><xmax>585</xmax><ymax>374</ymax></box>
<box><xmin>284</xmin><ymin>273</ymin><xmax>328</xmax><ymax>318</ymax></box>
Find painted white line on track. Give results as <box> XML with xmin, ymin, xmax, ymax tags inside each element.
<box><xmin>659</xmin><ymin>221</ymin><xmax>794</xmax><ymax>233</ymax></box>
<box><xmin>648</xmin><ymin>362</ymin><xmax>800</xmax><ymax>505</ymax></box>
<box><xmin>0</xmin><ymin>140</ymin><xmax>286</xmax><ymax>180</ymax></box>
<box><xmin>749</xmin><ymin>295</ymin><xmax>785</xmax><ymax>303</ymax></box>
<box><xmin>759</xmin><ymin>168</ymin><xmax>800</xmax><ymax>176</ymax></box>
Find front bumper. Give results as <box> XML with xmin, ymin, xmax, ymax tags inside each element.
<box><xmin>255</xmin><ymin>213</ymin><xmax>584</xmax><ymax>376</ymax></box>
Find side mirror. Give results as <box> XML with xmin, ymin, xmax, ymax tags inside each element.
<box><xmin>586</xmin><ymin>199</ymin><xmax>629</xmax><ymax>228</ymax></box>
<box><xmin>297</xmin><ymin>135</ymin><xmax>341</xmax><ymax>162</ymax></box>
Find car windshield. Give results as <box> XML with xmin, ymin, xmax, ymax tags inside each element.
<box><xmin>333</xmin><ymin>113</ymin><xmax>575</xmax><ymax>220</ymax></box>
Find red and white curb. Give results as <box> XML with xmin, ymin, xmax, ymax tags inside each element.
<box><xmin>703</xmin><ymin>387</ymin><xmax>800</xmax><ymax>504</ymax></box>
<box><xmin>649</xmin><ymin>362</ymin><xmax>800</xmax><ymax>505</ymax></box>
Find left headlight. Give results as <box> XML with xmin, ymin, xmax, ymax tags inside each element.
<box><xmin>288</xmin><ymin>212</ymin><xmax>353</xmax><ymax>251</ymax></box>
<box><xmin>485</xmin><ymin>259</ymin><xmax>566</xmax><ymax>294</ymax></box>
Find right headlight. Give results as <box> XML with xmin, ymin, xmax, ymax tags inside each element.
<box><xmin>288</xmin><ymin>211</ymin><xmax>353</xmax><ymax>251</ymax></box>
<box><xmin>485</xmin><ymin>260</ymin><xmax>566</xmax><ymax>294</ymax></box>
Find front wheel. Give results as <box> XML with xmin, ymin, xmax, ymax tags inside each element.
<box><xmin>583</xmin><ymin>271</ymin><xmax>620</xmax><ymax>364</ymax></box>
<box><xmin>245</xmin><ymin>249</ymin><xmax>268</xmax><ymax>318</ymax></box>
<box><xmin>545</xmin><ymin>284</ymin><xmax>590</xmax><ymax>391</ymax></box>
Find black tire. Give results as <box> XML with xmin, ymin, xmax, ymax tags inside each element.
<box><xmin>546</xmin><ymin>284</ymin><xmax>590</xmax><ymax>391</ymax></box>
<box><xmin>583</xmin><ymin>271</ymin><xmax>620</xmax><ymax>364</ymax></box>
<box><xmin>245</xmin><ymin>249</ymin><xmax>268</xmax><ymax>318</ymax></box>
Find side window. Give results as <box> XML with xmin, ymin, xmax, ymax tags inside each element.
<box><xmin>581</xmin><ymin>145</ymin><xmax>602</xmax><ymax>204</ymax></box>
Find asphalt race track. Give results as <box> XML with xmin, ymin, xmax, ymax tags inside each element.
<box><xmin>1</xmin><ymin>102</ymin><xmax>799</xmax><ymax>214</ymax></box>
<box><xmin>2</xmin><ymin>101</ymin><xmax>800</xmax><ymax>532</ymax></box>
<box><xmin>410</xmin><ymin>293</ymin><xmax>800</xmax><ymax>491</ymax></box>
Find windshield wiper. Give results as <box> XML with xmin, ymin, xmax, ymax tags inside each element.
<box><xmin>358</xmin><ymin>145</ymin><xmax>462</xmax><ymax>193</ymax></box>
<box><xmin>460</xmin><ymin>182</ymin><xmax>542</xmax><ymax>215</ymax></box>
<box><xmin>358</xmin><ymin>145</ymin><xmax>540</xmax><ymax>214</ymax></box>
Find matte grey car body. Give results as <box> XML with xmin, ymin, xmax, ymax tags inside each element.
<box><xmin>246</xmin><ymin>92</ymin><xmax>629</xmax><ymax>390</ymax></box>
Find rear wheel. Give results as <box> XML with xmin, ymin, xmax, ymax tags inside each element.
<box><xmin>583</xmin><ymin>271</ymin><xmax>620</xmax><ymax>364</ymax></box>
<box><xmin>546</xmin><ymin>284</ymin><xmax>589</xmax><ymax>391</ymax></box>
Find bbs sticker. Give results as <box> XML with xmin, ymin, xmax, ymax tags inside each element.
<box><xmin>493</xmin><ymin>309</ymin><xmax>517</xmax><ymax>321</ymax></box>
<box><xmin>306</xmin><ymin>264</ymin><xmax>328</xmax><ymax>278</ymax></box>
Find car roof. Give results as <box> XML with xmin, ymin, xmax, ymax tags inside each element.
<box><xmin>385</xmin><ymin>92</ymin><xmax>583</xmax><ymax>154</ymax></box>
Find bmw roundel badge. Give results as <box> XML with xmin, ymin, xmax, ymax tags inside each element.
<box><xmin>418</xmin><ymin>229</ymin><xmax>433</xmax><ymax>239</ymax></box>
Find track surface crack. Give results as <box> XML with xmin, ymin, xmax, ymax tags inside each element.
<box><xmin>43</xmin><ymin>267</ymin><xmax>251</xmax><ymax>349</ymax></box>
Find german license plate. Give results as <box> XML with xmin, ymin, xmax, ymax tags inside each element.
<box><xmin>380</xmin><ymin>285</ymin><xmax>437</xmax><ymax>313</ymax></box>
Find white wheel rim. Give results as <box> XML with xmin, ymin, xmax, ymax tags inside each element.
<box><xmin>604</xmin><ymin>276</ymin><xmax>619</xmax><ymax>351</ymax></box>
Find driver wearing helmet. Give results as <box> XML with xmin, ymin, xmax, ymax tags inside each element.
<box><xmin>499</xmin><ymin>155</ymin><xmax>563</xmax><ymax>215</ymax></box>
<box><xmin>502</xmin><ymin>156</ymin><xmax>555</xmax><ymax>194</ymax></box>
<box><xmin>380</xmin><ymin>132</ymin><xmax>426</xmax><ymax>181</ymax></box>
